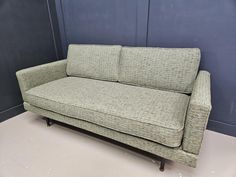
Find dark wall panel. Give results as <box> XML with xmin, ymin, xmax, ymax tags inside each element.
<box><xmin>147</xmin><ymin>0</ymin><xmax>236</xmax><ymax>136</ymax></box>
<box><xmin>56</xmin><ymin>0</ymin><xmax>149</xmax><ymax>57</ymax></box>
<box><xmin>0</xmin><ymin>0</ymin><xmax>61</xmax><ymax>121</ymax></box>
<box><xmin>1</xmin><ymin>0</ymin><xmax>233</xmax><ymax>134</ymax></box>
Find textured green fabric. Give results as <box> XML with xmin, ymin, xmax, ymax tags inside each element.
<box><xmin>183</xmin><ymin>71</ymin><xmax>212</xmax><ymax>154</ymax></box>
<box><xmin>16</xmin><ymin>60</ymin><xmax>67</xmax><ymax>100</ymax></box>
<box><xmin>25</xmin><ymin>77</ymin><xmax>189</xmax><ymax>147</ymax></box>
<box><xmin>15</xmin><ymin>46</ymin><xmax>212</xmax><ymax>168</ymax></box>
<box><xmin>24</xmin><ymin>102</ymin><xmax>198</xmax><ymax>167</ymax></box>
<box><xmin>119</xmin><ymin>47</ymin><xmax>200</xmax><ymax>93</ymax></box>
<box><xmin>67</xmin><ymin>44</ymin><xmax>121</xmax><ymax>81</ymax></box>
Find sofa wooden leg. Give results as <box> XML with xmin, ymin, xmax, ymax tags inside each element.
<box><xmin>46</xmin><ymin>118</ymin><xmax>53</xmax><ymax>126</ymax></box>
<box><xmin>159</xmin><ymin>158</ymin><xmax>165</xmax><ymax>172</ymax></box>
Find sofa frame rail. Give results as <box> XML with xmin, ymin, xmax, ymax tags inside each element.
<box><xmin>45</xmin><ymin>117</ymin><xmax>166</xmax><ymax>172</ymax></box>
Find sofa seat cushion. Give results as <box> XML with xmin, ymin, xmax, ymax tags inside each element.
<box><xmin>25</xmin><ymin>77</ymin><xmax>190</xmax><ymax>147</ymax></box>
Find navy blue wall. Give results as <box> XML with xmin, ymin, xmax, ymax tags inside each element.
<box><xmin>55</xmin><ymin>0</ymin><xmax>236</xmax><ymax>136</ymax></box>
<box><xmin>147</xmin><ymin>0</ymin><xmax>236</xmax><ymax>136</ymax></box>
<box><xmin>56</xmin><ymin>0</ymin><xmax>149</xmax><ymax>57</ymax></box>
<box><xmin>0</xmin><ymin>0</ymin><xmax>62</xmax><ymax>121</ymax></box>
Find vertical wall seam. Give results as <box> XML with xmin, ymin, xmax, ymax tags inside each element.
<box><xmin>46</xmin><ymin>0</ymin><xmax>59</xmax><ymax>60</ymax></box>
<box><xmin>60</xmin><ymin>0</ymin><xmax>69</xmax><ymax>56</ymax></box>
<box><xmin>54</xmin><ymin>0</ymin><xmax>68</xmax><ymax>57</ymax></box>
<box><xmin>145</xmin><ymin>0</ymin><xmax>150</xmax><ymax>47</ymax></box>
<box><xmin>135</xmin><ymin>1</ymin><xmax>138</xmax><ymax>46</ymax></box>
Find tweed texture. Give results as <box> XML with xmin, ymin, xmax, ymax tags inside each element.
<box><xmin>24</xmin><ymin>102</ymin><xmax>198</xmax><ymax>167</ymax></box>
<box><xmin>66</xmin><ymin>44</ymin><xmax>121</xmax><ymax>81</ymax></box>
<box><xmin>16</xmin><ymin>45</ymin><xmax>212</xmax><ymax>168</ymax></box>
<box><xmin>25</xmin><ymin>77</ymin><xmax>189</xmax><ymax>147</ymax></box>
<box><xmin>183</xmin><ymin>71</ymin><xmax>212</xmax><ymax>154</ymax></box>
<box><xmin>16</xmin><ymin>60</ymin><xmax>67</xmax><ymax>100</ymax></box>
<box><xmin>119</xmin><ymin>47</ymin><xmax>200</xmax><ymax>93</ymax></box>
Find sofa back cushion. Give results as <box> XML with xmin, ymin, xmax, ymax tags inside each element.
<box><xmin>67</xmin><ymin>44</ymin><xmax>121</xmax><ymax>81</ymax></box>
<box><xmin>119</xmin><ymin>47</ymin><xmax>200</xmax><ymax>93</ymax></box>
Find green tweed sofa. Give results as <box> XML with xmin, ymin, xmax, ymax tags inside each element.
<box><xmin>16</xmin><ymin>44</ymin><xmax>212</xmax><ymax>171</ymax></box>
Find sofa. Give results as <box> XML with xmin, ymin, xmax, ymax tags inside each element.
<box><xmin>16</xmin><ymin>44</ymin><xmax>212</xmax><ymax>171</ymax></box>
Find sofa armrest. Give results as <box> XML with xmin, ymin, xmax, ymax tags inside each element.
<box><xmin>16</xmin><ymin>59</ymin><xmax>67</xmax><ymax>101</ymax></box>
<box><xmin>182</xmin><ymin>71</ymin><xmax>212</xmax><ymax>154</ymax></box>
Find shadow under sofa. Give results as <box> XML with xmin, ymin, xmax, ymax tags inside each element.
<box><xmin>16</xmin><ymin>44</ymin><xmax>212</xmax><ymax>171</ymax></box>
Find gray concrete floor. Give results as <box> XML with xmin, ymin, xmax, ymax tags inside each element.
<box><xmin>1</xmin><ymin>112</ymin><xmax>236</xmax><ymax>177</ymax></box>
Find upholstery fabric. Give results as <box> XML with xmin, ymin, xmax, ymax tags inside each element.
<box><xmin>16</xmin><ymin>60</ymin><xmax>67</xmax><ymax>100</ymax></box>
<box><xmin>24</xmin><ymin>102</ymin><xmax>198</xmax><ymax>167</ymax></box>
<box><xmin>183</xmin><ymin>71</ymin><xmax>212</xmax><ymax>154</ymax></box>
<box><xmin>119</xmin><ymin>47</ymin><xmax>200</xmax><ymax>93</ymax></box>
<box><xmin>16</xmin><ymin>45</ymin><xmax>212</xmax><ymax>168</ymax></box>
<box><xmin>66</xmin><ymin>44</ymin><xmax>121</xmax><ymax>81</ymax></box>
<box><xmin>25</xmin><ymin>77</ymin><xmax>189</xmax><ymax>147</ymax></box>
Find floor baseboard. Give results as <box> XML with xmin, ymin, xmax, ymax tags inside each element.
<box><xmin>207</xmin><ymin>119</ymin><xmax>236</xmax><ymax>137</ymax></box>
<box><xmin>0</xmin><ymin>104</ymin><xmax>25</xmax><ymax>122</ymax></box>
